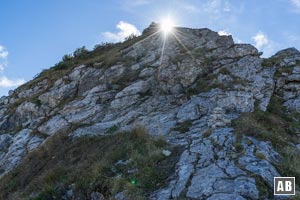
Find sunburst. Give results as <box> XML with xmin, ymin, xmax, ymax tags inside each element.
<box><xmin>159</xmin><ymin>17</ymin><xmax>175</xmax><ymax>36</ymax></box>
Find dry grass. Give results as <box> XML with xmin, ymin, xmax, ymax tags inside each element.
<box><xmin>277</xmin><ymin>146</ymin><xmax>300</xmax><ymax>185</ymax></box>
<box><xmin>0</xmin><ymin>127</ymin><xmax>181</xmax><ymax>200</ymax></box>
<box><xmin>232</xmin><ymin>96</ymin><xmax>299</xmax><ymax>147</ymax></box>
<box><xmin>232</xmin><ymin>95</ymin><xmax>300</xmax><ymax>188</ymax></box>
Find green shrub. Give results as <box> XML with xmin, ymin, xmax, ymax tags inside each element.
<box><xmin>172</xmin><ymin>120</ymin><xmax>192</xmax><ymax>133</ymax></box>
<box><xmin>53</xmin><ymin>61</ymin><xmax>70</xmax><ymax>70</ymax></box>
<box><xmin>254</xmin><ymin>151</ymin><xmax>266</xmax><ymax>160</ymax></box>
<box><xmin>125</xmin><ymin>34</ymin><xmax>138</xmax><ymax>41</ymax></box>
<box><xmin>233</xmin><ymin>142</ymin><xmax>243</xmax><ymax>153</ymax></box>
<box><xmin>93</xmin><ymin>42</ymin><xmax>115</xmax><ymax>51</ymax></box>
<box><xmin>73</xmin><ymin>46</ymin><xmax>89</xmax><ymax>58</ymax></box>
<box><xmin>276</xmin><ymin>146</ymin><xmax>300</xmax><ymax>186</ymax></box>
<box><xmin>107</xmin><ymin>124</ymin><xmax>120</xmax><ymax>134</ymax></box>
<box><xmin>261</xmin><ymin>57</ymin><xmax>281</xmax><ymax>67</ymax></box>
<box><xmin>185</xmin><ymin>73</ymin><xmax>218</xmax><ymax>96</ymax></box>
<box><xmin>193</xmin><ymin>47</ymin><xmax>209</xmax><ymax>55</ymax></box>
<box><xmin>219</xmin><ymin>67</ymin><xmax>231</xmax><ymax>75</ymax></box>
<box><xmin>62</xmin><ymin>54</ymin><xmax>73</xmax><ymax>62</ymax></box>
<box><xmin>291</xmin><ymin>195</ymin><xmax>300</xmax><ymax>200</ymax></box>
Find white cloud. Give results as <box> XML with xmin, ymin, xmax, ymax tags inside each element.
<box><xmin>283</xmin><ymin>31</ymin><xmax>300</xmax><ymax>43</ymax></box>
<box><xmin>218</xmin><ymin>30</ymin><xmax>231</xmax><ymax>36</ymax></box>
<box><xmin>182</xmin><ymin>4</ymin><xmax>200</xmax><ymax>13</ymax></box>
<box><xmin>0</xmin><ymin>76</ymin><xmax>25</xmax><ymax>88</ymax></box>
<box><xmin>103</xmin><ymin>21</ymin><xmax>141</xmax><ymax>42</ymax></box>
<box><xmin>120</xmin><ymin>0</ymin><xmax>151</xmax><ymax>11</ymax></box>
<box><xmin>0</xmin><ymin>45</ymin><xmax>8</xmax><ymax>59</ymax></box>
<box><xmin>223</xmin><ymin>1</ymin><xmax>231</xmax><ymax>12</ymax></box>
<box><xmin>252</xmin><ymin>32</ymin><xmax>269</xmax><ymax>49</ymax></box>
<box><xmin>0</xmin><ymin>44</ymin><xmax>25</xmax><ymax>90</ymax></box>
<box><xmin>129</xmin><ymin>0</ymin><xmax>150</xmax><ymax>7</ymax></box>
<box><xmin>290</xmin><ymin>0</ymin><xmax>300</xmax><ymax>13</ymax></box>
<box><xmin>287</xmin><ymin>34</ymin><xmax>300</xmax><ymax>42</ymax></box>
<box><xmin>252</xmin><ymin>32</ymin><xmax>280</xmax><ymax>57</ymax></box>
<box><xmin>204</xmin><ymin>0</ymin><xmax>222</xmax><ymax>15</ymax></box>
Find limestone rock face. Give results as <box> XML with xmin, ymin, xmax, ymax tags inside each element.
<box><xmin>38</xmin><ymin>80</ymin><xmax>78</xmax><ymax>108</ymax></box>
<box><xmin>273</xmin><ymin>48</ymin><xmax>300</xmax><ymax>112</ymax></box>
<box><xmin>0</xmin><ymin>129</ymin><xmax>42</xmax><ymax>177</ymax></box>
<box><xmin>0</xmin><ymin>25</ymin><xmax>300</xmax><ymax>199</ymax></box>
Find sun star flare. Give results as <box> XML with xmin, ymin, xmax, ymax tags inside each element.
<box><xmin>160</xmin><ymin>17</ymin><xmax>175</xmax><ymax>36</ymax></box>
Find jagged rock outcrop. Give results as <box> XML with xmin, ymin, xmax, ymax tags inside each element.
<box><xmin>273</xmin><ymin>48</ymin><xmax>300</xmax><ymax>113</ymax></box>
<box><xmin>0</xmin><ymin>24</ymin><xmax>299</xmax><ymax>199</ymax></box>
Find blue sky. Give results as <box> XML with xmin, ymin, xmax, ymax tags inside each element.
<box><xmin>0</xmin><ymin>0</ymin><xmax>300</xmax><ymax>96</ymax></box>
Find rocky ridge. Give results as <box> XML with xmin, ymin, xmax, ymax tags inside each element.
<box><xmin>0</xmin><ymin>23</ymin><xmax>300</xmax><ymax>199</ymax></box>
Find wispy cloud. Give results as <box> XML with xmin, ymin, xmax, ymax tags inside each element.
<box><xmin>0</xmin><ymin>45</ymin><xmax>8</xmax><ymax>59</ymax></box>
<box><xmin>182</xmin><ymin>3</ymin><xmax>200</xmax><ymax>13</ymax></box>
<box><xmin>234</xmin><ymin>38</ymin><xmax>242</xmax><ymax>44</ymax></box>
<box><xmin>102</xmin><ymin>21</ymin><xmax>141</xmax><ymax>42</ymax></box>
<box><xmin>290</xmin><ymin>0</ymin><xmax>300</xmax><ymax>13</ymax></box>
<box><xmin>203</xmin><ymin>0</ymin><xmax>223</xmax><ymax>15</ymax></box>
<box><xmin>183</xmin><ymin>0</ymin><xmax>237</xmax><ymax>26</ymax></box>
<box><xmin>120</xmin><ymin>0</ymin><xmax>151</xmax><ymax>11</ymax></box>
<box><xmin>203</xmin><ymin>0</ymin><xmax>232</xmax><ymax>15</ymax></box>
<box><xmin>284</xmin><ymin>32</ymin><xmax>300</xmax><ymax>43</ymax></box>
<box><xmin>0</xmin><ymin>62</ymin><xmax>6</xmax><ymax>71</ymax></box>
<box><xmin>128</xmin><ymin>0</ymin><xmax>150</xmax><ymax>7</ymax></box>
<box><xmin>176</xmin><ymin>0</ymin><xmax>235</xmax><ymax>17</ymax></box>
<box><xmin>0</xmin><ymin>76</ymin><xmax>25</xmax><ymax>88</ymax></box>
<box><xmin>0</xmin><ymin>45</ymin><xmax>8</xmax><ymax>71</ymax></box>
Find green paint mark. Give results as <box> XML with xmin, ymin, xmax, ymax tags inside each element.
<box><xmin>130</xmin><ymin>179</ymin><xmax>137</xmax><ymax>185</ymax></box>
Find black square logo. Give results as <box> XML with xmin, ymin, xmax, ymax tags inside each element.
<box><xmin>274</xmin><ymin>177</ymin><xmax>295</xmax><ymax>195</ymax></box>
